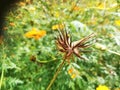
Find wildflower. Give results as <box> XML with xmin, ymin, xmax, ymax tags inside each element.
<box><xmin>115</xmin><ymin>20</ymin><xmax>120</xmax><ymax>26</ymax></box>
<box><xmin>52</xmin><ymin>25</ymin><xmax>58</xmax><ymax>30</ymax></box>
<box><xmin>9</xmin><ymin>22</ymin><xmax>15</xmax><ymax>26</ymax></box>
<box><xmin>108</xmin><ymin>34</ymin><xmax>114</xmax><ymax>38</ymax></box>
<box><xmin>71</xmin><ymin>2</ymin><xmax>81</xmax><ymax>11</ymax></box>
<box><xmin>68</xmin><ymin>68</ymin><xmax>74</xmax><ymax>75</ymax></box>
<box><xmin>52</xmin><ymin>24</ymin><xmax>64</xmax><ymax>30</ymax></box>
<box><xmin>73</xmin><ymin>6</ymin><xmax>80</xmax><ymax>11</ymax></box>
<box><xmin>96</xmin><ymin>85</ymin><xmax>110</xmax><ymax>90</ymax></box>
<box><xmin>29</xmin><ymin>7</ymin><xmax>36</xmax><ymax>12</ymax></box>
<box><xmin>68</xmin><ymin>67</ymin><xmax>79</xmax><ymax>79</ymax></box>
<box><xmin>97</xmin><ymin>2</ymin><xmax>105</xmax><ymax>9</ymax></box>
<box><xmin>25</xmin><ymin>28</ymin><xmax>46</xmax><ymax>40</ymax></box>
<box><xmin>19</xmin><ymin>2</ymin><xmax>26</xmax><ymax>6</ymax></box>
<box><xmin>71</xmin><ymin>74</ymin><xmax>76</xmax><ymax>79</ymax></box>
<box><xmin>54</xmin><ymin>12</ymin><xmax>60</xmax><ymax>17</ymax></box>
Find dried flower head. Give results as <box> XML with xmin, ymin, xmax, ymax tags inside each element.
<box><xmin>56</xmin><ymin>26</ymin><xmax>95</xmax><ymax>61</ymax></box>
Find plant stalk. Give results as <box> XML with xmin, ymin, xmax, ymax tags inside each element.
<box><xmin>46</xmin><ymin>60</ymin><xmax>65</xmax><ymax>90</ymax></box>
<box><xmin>36</xmin><ymin>59</ymin><xmax>58</xmax><ymax>64</ymax></box>
<box><xmin>0</xmin><ymin>65</ymin><xmax>4</xmax><ymax>90</ymax></box>
<box><xmin>108</xmin><ymin>50</ymin><xmax>120</xmax><ymax>56</ymax></box>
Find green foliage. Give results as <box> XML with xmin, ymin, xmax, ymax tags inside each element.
<box><xmin>0</xmin><ymin>0</ymin><xmax>120</xmax><ymax>90</ymax></box>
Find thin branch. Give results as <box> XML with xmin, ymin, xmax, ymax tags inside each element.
<box><xmin>108</xmin><ymin>50</ymin><xmax>120</xmax><ymax>56</ymax></box>
<box><xmin>46</xmin><ymin>60</ymin><xmax>65</xmax><ymax>90</ymax></box>
<box><xmin>0</xmin><ymin>65</ymin><xmax>4</xmax><ymax>90</ymax></box>
<box><xmin>36</xmin><ymin>59</ymin><xmax>58</xmax><ymax>64</ymax></box>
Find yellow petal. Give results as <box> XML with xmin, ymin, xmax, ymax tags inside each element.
<box><xmin>97</xmin><ymin>3</ymin><xmax>105</xmax><ymax>9</ymax></box>
<box><xmin>96</xmin><ymin>85</ymin><xmax>110</xmax><ymax>90</ymax></box>
<box><xmin>71</xmin><ymin>74</ymin><xmax>76</xmax><ymax>79</ymax></box>
<box><xmin>115</xmin><ymin>20</ymin><xmax>120</xmax><ymax>26</ymax></box>
<box><xmin>25</xmin><ymin>28</ymin><xmax>46</xmax><ymax>39</ymax></box>
<box><xmin>68</xmin><ymin>68</ymin><xmax>74</xmax><ymax>74</ymax></box>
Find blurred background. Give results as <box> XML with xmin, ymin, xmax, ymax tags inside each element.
<box><xmin>0</xmin><ymin>0</ymin><xmax>120</xmax><ymax>90</ymax></box>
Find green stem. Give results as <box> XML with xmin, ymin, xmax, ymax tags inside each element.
<box><xmin>36</xmin><ymin>59</ymin><xmax>58</xmax><ymax>64</ymax></box>
<box><xmin>0</xmin><ymin>46</ymin><xmax>5</xmax><ymax>89</ymax></box>
<box><xmin>108</xmin><ymin>50</ymin><xmax>120</xmax><ymax>56</ymax></box>
<box><xmin>0</xmin><ymin>65</ymin><xmax>4</xmax><ymax>89</ymax></box>
<box><xmin>46</xmin><ymin>60</ymin><xmax>65</xmax><ymax>90</ymax></box>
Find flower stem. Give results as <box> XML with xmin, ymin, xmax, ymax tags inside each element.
<box><xmin>36</xmin><ymin>59</ymin><xmax>58</xmax><ymax>64</ymax></box>
<box><xmin>46</xmin><ymin>60</ymin><xmax>65</xmax><ymax>90</ymax></box>
<box><xmin>0</xmin><ymin>65</ymin><xmax>4</xmax><ymax>90</ymax></box>
<box><xmin>108</xmin><ymin>50</ymin><xmax>120</xmax><ymax>56</ymax></box>
<box><xmin>0</xmin><ymin>47</ymin><xmax>5</xmax><ymax>90</ymax></box>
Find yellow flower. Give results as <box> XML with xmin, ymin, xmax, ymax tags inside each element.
<box><xmin>19</xmin><ymin>2</ymin><xmax>26</xmax><ymax>6</ymax></box>
<box><xmin>9</xmin><ymin>22</ymin><xmax>15</xmax><ymax>26</ymax></box>
<box><xmin>54</xmin><ymin>12</ymin><xmax>60</xmax><ymax>17</ymax></box>
<box><xmin>25</xmin><ymin>28</ymin><xmax>46</xmax><ymax>40</ymax></box>
<box><xmin>96</xmin><ymin>85</ymin><xmax>110</xmax><ymax>90</ymax></box>
<box><xmin>52</xmin><ymin>24</ymin><xmax>64</xmax><ymax>30</ymax></box>
<box><xmin>68</xmin><ymin>68</ymin><xmax>74</xmax><ymax>75</ymax></box>
<box><xmin>97</xmin><ymin>3</ymin><xmax>105</xmax><ymax>9</ymax></box>
<box><xmin>108</xmin><ymin>34</ymin><xmax>114</xmax><ymax>38</ymax></box>
<box><xmin>115</xmin><ymin>20</ymin><xmax>120</xmax><ymax>26</ymax></box>
<box><xmin>71</xmin><ymin>2</ymin><xmax>81</xmax><ymax>11</ymax></box>
<box><xmin>71</xmin><ymin>73</ymin><xmax>76</xmax><ymax>79</ymax></box>
<box><xmin>52</xmin><ymin>25</ymin><xmax>58</xmax><ymax>30</ymax></box>
<box><xmin>68</xmin><ymin>67</ymin><xmax>79</xmax><ymax>79</ymax></box>
<box><xmin>73</xmin><ymin>6</ymin><xmax>80</xmax><ymax>11</ymax></box>
<box><xmin>29</xmin><ymin>7</ymin><xmax>36</xmax><ymax>11</ymax></box>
